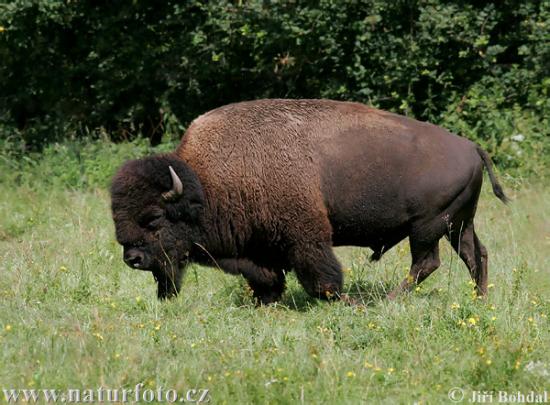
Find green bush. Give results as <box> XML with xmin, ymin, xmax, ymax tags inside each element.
<box><xmin>0</xmin><ymin>1</ymin><xmax>548</xmax><ymax>172</ymax></box>
<box><xmin>441</xmin><ymin>76</ymin><xmax>550</xmax><ymax>174</ymax></box>
<box><xmin>0</xmin><ymin>135</ymin><xmax>176</xmax><ymax>190</ymax></box>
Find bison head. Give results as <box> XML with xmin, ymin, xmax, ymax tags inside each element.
<box><xmin>110</xmin><ymin>154</ymin><xmax>205</xmax><ymax>299</ymax></box>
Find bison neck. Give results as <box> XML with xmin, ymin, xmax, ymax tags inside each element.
<box><xmin>190</xmin><ymin>194</ymin><xmax>289</xmax><ymax>270</ymax></box>
<box><xmin>195</xmin><ymin>199</ymin><xmax>251</xmax><ymax>259</ymax></box>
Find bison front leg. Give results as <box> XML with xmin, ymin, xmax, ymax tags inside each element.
<box><xmin>218</xmin><ymin>259</ymin><xmax>286</xmax><ymax>305</ymax></box>
<box><xmin>288</xmin><ymin>242</ymin><xmax>343</xmax><ymax>300</ymax></box>
<box><xmin>246</xmin><ymin>268</ymin><xmax>286</xmax><ymax>305</ymax></box>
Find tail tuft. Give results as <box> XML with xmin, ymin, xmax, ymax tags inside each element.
<box><xmin>476</xmin><ymin>146</ymin><xmax>509</xmax><ymax>204</ymax></box>
<box><xmin>491</xmin><ymin>182</ymin><xmax>509</xmax><ymax>204</ymax></box>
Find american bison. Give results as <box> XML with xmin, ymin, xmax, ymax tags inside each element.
<box><xmin>110</xmin><ymin>99</ymin><xmax>507</xmax><ymax>302</ymax></box>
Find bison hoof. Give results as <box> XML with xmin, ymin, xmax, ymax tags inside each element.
<box><xmin>340</xmin><ymin>293</ymin><xmax>365</xmax><ymax>307</ymax></box>
<box><xmin>255</xmin><ymin>293</ymin><xmax>282</xmax><ymax>306</ymax></box>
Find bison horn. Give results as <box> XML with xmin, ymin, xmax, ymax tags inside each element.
<box><xmin>162</xmin><ymin>165</ymin><xmax>183</xmax><ymax>201</ymax></box>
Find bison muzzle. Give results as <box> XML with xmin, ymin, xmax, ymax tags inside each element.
<box><xmin>110</xmin><ymin>99</ymin><xmax>507</xmax><ymax>303</ymax></box>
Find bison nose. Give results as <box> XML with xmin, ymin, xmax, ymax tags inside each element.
<box><xmin>124</xmin><ymin>249</ymin><xmax>145</xmax><ymax>269</ymax></box>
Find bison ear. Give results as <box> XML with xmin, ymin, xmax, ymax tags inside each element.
<box><xmin>168</xmin><ymin>194</ymin><xmax>204</xmax><ymax>224</ymax></box>
<box><xmin>186</xmin><ymin>198</ymin><xmax>204</xmax><ymax>222</ymax></box>
<box><xmin>159</xmin><ymin>158</ymin><xmax>205</xmax><ymax>224</ymax></box>
<box><xmin>162</xmin><ymin>166</ymin><xmax>184</xmax><ymax>202</ymax></box>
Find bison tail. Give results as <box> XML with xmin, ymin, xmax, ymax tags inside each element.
<box><xmin>476</xmin><ymin>145</ymin><xmax>509</xmax><ymax>204</ymax></box>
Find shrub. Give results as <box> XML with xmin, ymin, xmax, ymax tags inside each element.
<box><xmin>0</xmin><ymin>135</ymin><xmax>176</xmax><ymax>190</ymax></box>
<box><xmin>0</xmin><ymin>1</ymin><xmax>548</xmax><ymax>172</ymax></box>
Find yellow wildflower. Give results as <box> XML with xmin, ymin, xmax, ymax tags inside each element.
<box><xmin>467</xmin><ymin>317</ymin><xmax>477</xmax><ymax>326</ymax></box>
<box><xmin>451</xmin><ymin>302</ymin><xmax>460</xmax><ymax>310</ymax></box>
<box><xmin>5</xmin><ymin>324</ymin><xmax>12</xmax><ymax>332</ymax></box>
<box><xmin>346</xmin><ymin>371</ymin><xmax>356</xmax><ymax>378</ymax></box>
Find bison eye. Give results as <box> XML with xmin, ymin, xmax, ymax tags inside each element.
<box><xmin>139</xmin><ymin>212</ymin><xmax>164</xmax><ymax>231</ymax></box>
<box><xmin>146</xmin><ymin>218</ymin><xmax>163</xmax><ymax>231</ymax></box>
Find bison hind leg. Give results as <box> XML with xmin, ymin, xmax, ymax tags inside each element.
<box><xmin>387</xmin><ymin>240</ymin><xmax>441</xmax><ymax>300</ymax></box>
<box><xmin>446</xmin><ymin>221</ymin><xmax>488</xmax><ymax>297</ymax></box>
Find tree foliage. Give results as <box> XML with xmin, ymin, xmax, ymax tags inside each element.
<box><xmin>0</xmin><ymin>0</ymin><xmax>548</xmax><ymax>168</ymax></box>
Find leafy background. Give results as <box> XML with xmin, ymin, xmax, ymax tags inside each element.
<box><xmin>0</xmin><ymin>0</ymin><xmax>548</xmax><ymax>174</ymax></box>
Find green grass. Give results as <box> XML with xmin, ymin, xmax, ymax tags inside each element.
<box><xmin>0</xmin><ymin>145</ymin><xmax>549</xmax><ymax>403</ymax></box>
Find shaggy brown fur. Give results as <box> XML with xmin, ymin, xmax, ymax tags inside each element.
<box><xmin>111</xmin><ymin>99</ymin><xmax>507</xmax><ymax>303</ymax></box>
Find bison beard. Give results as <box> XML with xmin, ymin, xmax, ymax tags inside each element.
<box><xmin>153</xmin><ymin>266</ymin><xmax>183</xmax><ymax>299</ymax></box>
<box><xmin>110</xmin><ymin>99</ymin><xmax>508</xmax><ymax>304</ymax></box>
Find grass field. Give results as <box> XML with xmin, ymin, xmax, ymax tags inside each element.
<box><xmin>0</xmin><ymin>146</ymin><xmax>549</xmax><ymax>403</ymax></box>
